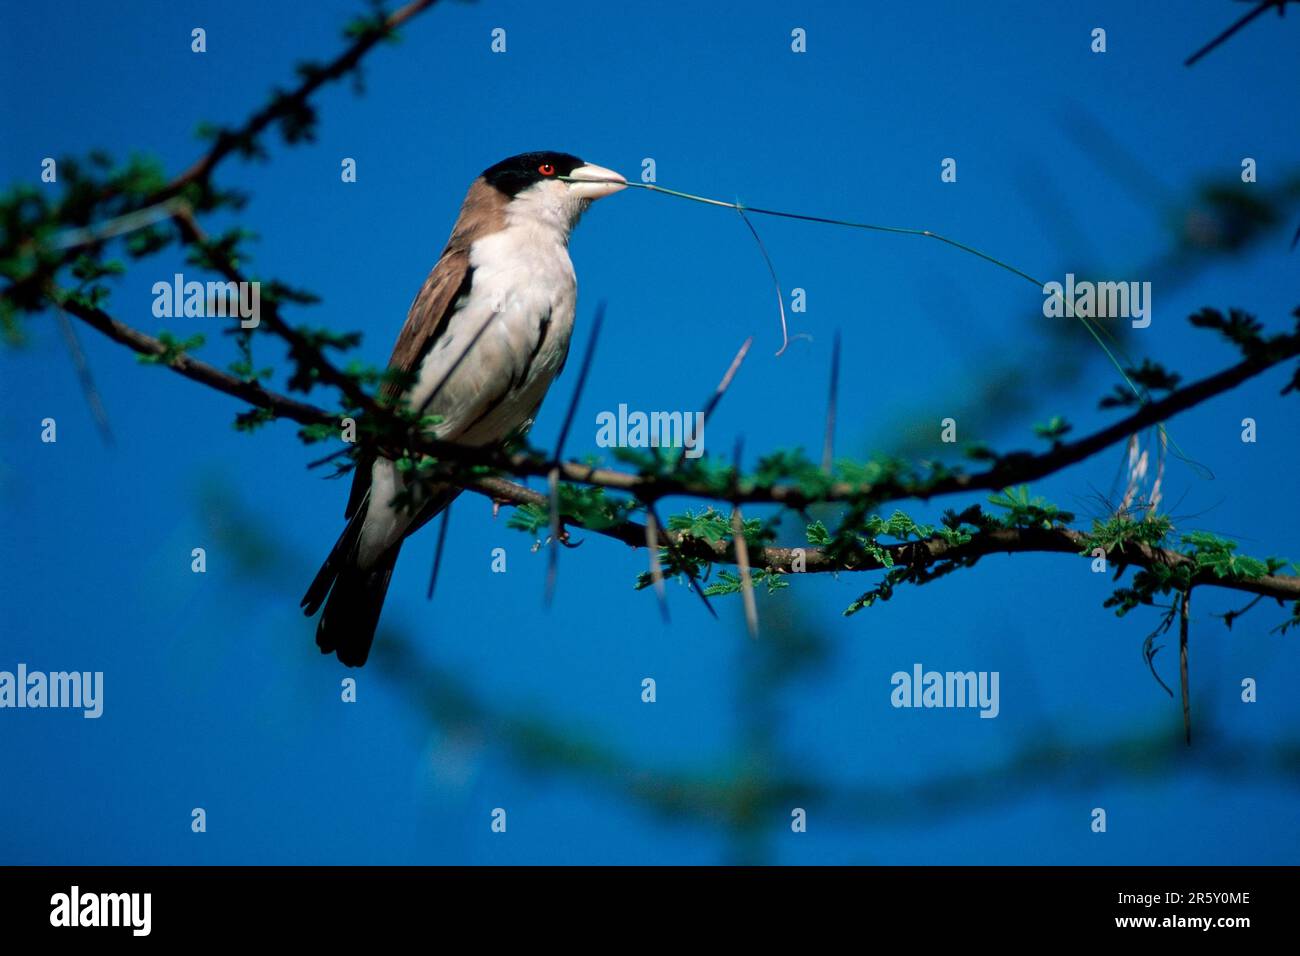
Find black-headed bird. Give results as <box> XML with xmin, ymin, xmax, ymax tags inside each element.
<box><xmin>301</xmin><ymin>151</ymin><xmax>626</xmax><ymax>666</ymax></box>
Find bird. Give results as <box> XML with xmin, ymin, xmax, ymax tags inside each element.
<box><xmin>301</xmin><ymin>151</ymin><xmax>626</xmax><ymax>666</ymax></box>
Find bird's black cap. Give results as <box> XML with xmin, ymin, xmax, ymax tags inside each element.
<box><xmin>482</xmin><ymin>151</ymin><xmax>585</xmax><ymax>197</ymax></box>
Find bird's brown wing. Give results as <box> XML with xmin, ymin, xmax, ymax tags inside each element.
<box><xmin>343</xmin><ymin>249</ymin><xmax>472</xmax><ymax>519</ymax></box>
<box><xmin>343</xmin><ymin>177</ymin><xmax>509</xmax><ymax>520</ymax></box>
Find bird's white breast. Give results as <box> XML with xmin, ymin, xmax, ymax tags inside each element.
<box><xmin>405</xmin><ymin>218</ymin><xmax>577</xmax><ymax>444</ymax></box>
<box><xmin>358</xmin><ymin>217</ymin><xmax>578</xmax><ymax>565</ymax></box>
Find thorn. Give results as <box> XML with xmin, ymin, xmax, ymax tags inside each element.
<box><xmin>545</xmin><ymin>467</ymin><xmax>561</xmax><ymax>607</ymax></box>
<box><xmin>649</xmin><ymin>502</ymin><xmax>717</xmax><ymax>619</ymax></box>
<box><xmin>822</xmin><ymin>329</ymin><xmax>841</xmax><ymax>472</ymax></box>
<box><xmin>645</xmin><ymin>510</ymin><xmax>670</xmax><ymax>623</ymax></box>
<box><xmin>732</xmin><ymin>504</ymin><xmax>759</xmax><ymax>639</ymax></box>
<box><xmin>426</xmin><ymin>505</ymin><xmax>452</xmax><ymax>600</ymax></box>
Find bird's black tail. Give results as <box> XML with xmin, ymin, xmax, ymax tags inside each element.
<box><xmin>313</xmin><ymin>549</ymin><xmax>399</xmax><ymax>667</ymax></box>
<box><xmin>301</xmin><ymin>515</ymin><xmax>399</xmax><ymax>668</ymax></box>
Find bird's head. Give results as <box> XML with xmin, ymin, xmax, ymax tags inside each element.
<box><xmin>480</xmin><ymin>151</ymin><xmax>626</xmax><ymax>234</ymax></box>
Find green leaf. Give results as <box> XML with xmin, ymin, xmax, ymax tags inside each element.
<box><xmin>1032</xmin><ymin>416</ymin><xmax>1072</xmax><ymax>441</ymax></box>
<box><xmin>136</xmin><ymin>330</ymin><xmax>205</xmax><ymax>365</ymax></box>
<box><xmin>806</xmin><ymin>521</ymin><xmax>830</xmax><ymax>546</ymax></box>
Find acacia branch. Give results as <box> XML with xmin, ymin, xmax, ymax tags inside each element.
<box><xmin>56</xmin><ymin>295</ymin><xmax>336</xmax><ymax>427</ymax></box>
<box><xmin>467</xmin><ymin>474</ymin><xmax>1300</xmax><ymax>601</ymax></box>
<box><xmin>256</xmin><ymin>324</ymin><xmax>1300</xmax><ymax>510</ymax></box>
<box><xmin>526</xmin><ymin>330</ymin><xmax>1300</xmax><ymax>507</ymax></box>
<box><xmin>56</xmin><ymin>283</ymin><xmax>1300</xmax><ymax>514</ymax></box>
<box><xmin>65</xmin><ymin>286</ymin><xmax>1299</xmax><ymax>498</ymax></box>
<box><xmin>17</xmin><ymin>1</ymin><xmax>445</xmax><ymax>286</ymax></box>
<box><xmin>170</xmin><ymin>206</ymin><xmax>382</xmax><ymax>416</ymax></box>
<box><xmin>27</xmin><ymin>0</ymin><xmax>1300</xmax><ymax>519</ymax></box>
<box><xmin>52</xmin><ymin>295</ymin><xmax>1300</xmax><ymax>606</ymax></box>
<box><xmin>154</xmin><ymin>0</ymin><xmax>444</xmax><ymax>203</ymax></box>
<box><xmin>1184</xmin><ymin>0</ymin><xmax>1292</xmax><ymax>68</ymax></box>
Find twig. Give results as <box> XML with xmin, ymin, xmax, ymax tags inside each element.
<box><xmin>57</xmin><ymin>294</ymin><xmax>337</xmax><ymax>427</ymax></box>
<box><xmin>171</xmin><ymin>207</ymin><xmax>380</xmax><ymax>417</ymax></box>
<box><xmin>4</xmin><ymin>0</ymin><xmax>449</xmax><ymax>354</ymax></box>
<box><xmin>153</xmin><ymin>0</ymin><xmax>444</xmax><ymax>202</ymax></box>
<box><xmin>1184</xmin><ymin>0</ymin><xmax>1290</xmax><ymax>68</ymax></box>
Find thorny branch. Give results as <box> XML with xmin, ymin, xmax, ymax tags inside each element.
<box><xmin>4</xmin><ymin>1</ymin><xmax>1299</xmax><ymax>703</ymax></box>
<box><xmin>37</xmin><ymin>289</ymin><xmax>1300</xmax><ymax>610</ymax></box>
<box><xmin>1184</xmin><ymin>0</ymin><xmax>1295</xmax><ymax>68</ymax></box>
<box><xmin>153</xmin><ymin>0</ymin><xmax>445</xmax><ymax>204</ymax></box>
<box><xmin>50</xmin><ymin>286</ymin><xmax>1300</xmax><ymax>513</ymax></box>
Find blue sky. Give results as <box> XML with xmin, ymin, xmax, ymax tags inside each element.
<box><xmin>2</xmin><ymin>0</ymin><xmax>1299</xmax><ymax>864</ymax></box>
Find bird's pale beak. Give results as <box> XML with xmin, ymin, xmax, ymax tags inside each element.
<box><xmin>565</xmin><ymin>163</ymin><xmax>627</xmax><ymax>200</ymax></box>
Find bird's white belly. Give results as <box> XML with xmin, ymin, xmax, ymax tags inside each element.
<box><xmin>358</xmin><ymin>227</ymin><xmax>577</xmax><ymax>564</ymax></box>
<box><xmin>408</xmin><ymin>245</ymin><xmax>575</xmax><ymax>443</ymax></box>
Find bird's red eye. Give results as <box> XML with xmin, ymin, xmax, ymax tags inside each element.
<box><xmin>538</xmin><ymin>163</ymin><xmax>555</xmax><ymax>176</ymax></box>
